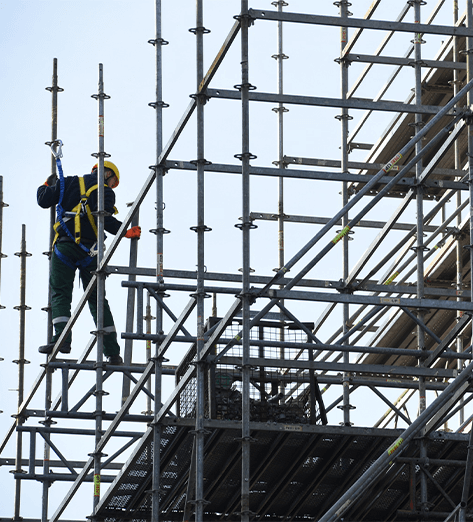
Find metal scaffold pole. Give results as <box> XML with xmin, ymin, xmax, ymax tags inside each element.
<box><xmin>91</xmin><ymin>63</ymin><xmax>107</xmax><ymax>517</ymax></box>
<box><xmin>411</xmin><ymin>0</ymin><xmax>429</xmax><ymax>514</ymax></box>
<box><xmin>453</xmin><ymin>0</ymin><xmax>465</xmax><ymax>428</ymax></box>
<box><xmin>459</xmin><ymin>2</ymin><xmax>473</xmax><ymax>520</ymax></box>
<box><xmin>121</xmin><ymin>205</ymin><xmax>139</xmax><ymax>404</ymax></box>
<box><xmin>42</xmin><ymin>56</ymin><xmax>63</xmax><ymax>522</ymax></box>
<box><xmin>13</xmin><ymin>224</ymin><xmax>31</xmax><ymax>521</ymax></box>
<box><xmin>338</xmin><ymin>0</ymin><xmax>352</xmax><ymax>428</ymax></box>
<box><xmin>193</xmin><ymin>0</ymin><xmax>210</xmax><ymax>519</ymax></box>
<box><xmin>239</xmin><ymin>1</ymin><xmax>253</xmax><ymax>520</ymax></box>
<box><xmin>273</xmin><ymin>0</ymin><xmax>287</xmax><ymax>389</ymax></box>
<box><xmin>150</xmin><ymin>0</ymin><xmax>166</xmax><ymax>519</ymax></box>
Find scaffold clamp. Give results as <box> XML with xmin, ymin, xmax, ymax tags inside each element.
<box><xmin>463</xmin><ymin>109</ymin><xmax>473</xmax><ymax>126</ymax></box>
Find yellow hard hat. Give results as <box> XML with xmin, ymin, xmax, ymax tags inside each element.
<box><xmin>92</xmin><ymin>160</ymin><xmax>120</xmax><ymax>186</ymax></box>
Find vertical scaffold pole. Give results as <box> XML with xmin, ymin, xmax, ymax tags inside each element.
<box><xmin>273</xmin><ymin>0</ymin><xmax>287</xmax><ymax>390</ymax></box>
<box><xmin>453</xmin><ymin>0</ymin><xmax>465</xmax><ymax>427</ymax></box>
<box><xmin>411</xmin><ymin>0</ymin><xmax>429</xmax><ymax>514</ymax></box>
<box><xmin>45</xmin><ymin>58</ymin><xmax>62</xmax><ymax>344</ymax></box>
<box><xmin>144</xmin><ymin>293</ymin><xmax>153</xmax><ymax>415</ymax></box>
<box><xmin>151</xmin><ymin>0</ymin><xmax>166</xmax><ymax>519</ymax></box>
<box><xmin>193</xmin><ymin>0</ymin><xmax>210</xmax><ymax>519</ymax></box>
<box><xmin>459</xmin><ymin>1</ymin><xmax>473</xmax><ymax>520</ymax></box>
<box><xmin>239</xmin><ymin>1</ymin><xmax>253</xmax><ymax>519</ymax></box>
<box><xmin>338</xmin><ymin>0</ymin><xmax>352</xmax><ymax>427</ymax></box>
<box><xmin>13</xmin><ymin>224</ymin><xmax>31</xmax><ymax>521</ymax></box>
<box><xmin>91</xmin><ymin>63</ymin><xmax>107</xmax><ymax>517</ymax></box>
<box><xmin>121</xmin><ymin>206</ymin><xmax>139</xmax><ymax>405</ymax></box>
<box><xmin>42</xmin><ymin>56</ymin><xmax>63</xmax><ymax>522</ymax></box>
<box><xmin>452</xmin><ymin>0</ymin><xmax>465</xmax><ymax>424</ymax></box>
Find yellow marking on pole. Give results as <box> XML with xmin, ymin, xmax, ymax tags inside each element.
<box><xmin>332</xmin><ymin>226</ymin><xmax>350</xmax><ymax>245</ymax></box>
<box><xmin>336</xmin><ymin>500</ymin><xmax>352</xmax><ymax>518</ymax></box>
<box><xmin>94</xmin><ymin>474</ymin><xmax>101</xmax><ymax>497</ymax></box>
<box><xmin>387</xmin><ymin>437</ymin><xmax>403</xmax><ymax>456</ymax></box>
<box><xmin>234</xmin><ymin>334</ymin><xmax>241</xmax><ymax>342</ymax></box>
<box><xmin>384</xmin><ymin>272</ymin><xmax>399</xmax><ymax>285</ymax></box>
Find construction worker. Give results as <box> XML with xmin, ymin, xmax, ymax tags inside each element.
<box><xmin>37</xmin><ymin>161</ymin><xmax>141</xmax><ymax>364</ymax></box>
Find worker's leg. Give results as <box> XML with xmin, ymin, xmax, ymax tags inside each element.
<box><xmin>80</xmin><ymin>257</ymin><xmax>120</xmax><ymax>357</ymax></box>
<box><xmin>49</xmin><ymin>243</ymin><xmax>76</xmax><ymax>345</ymax></box>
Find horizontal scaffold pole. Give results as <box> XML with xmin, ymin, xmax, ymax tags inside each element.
<box><xmin>207</xmin><ymin>88</ymin><xmax>455</xmax><ymax>115</ymax></box>
<box><xmin>164</xmin><ymin>159</ymin><xmax>468</xmax><ymax>190</ymax></box>
<box><xmin>248</xmin><ymin>9</ymin><xmax>473</xmax><ymax>37</ymax></box>
<box><xmin>116</xmin><ymin>268</ymin><xmax>470</xmax><ymax>299</ymax></box>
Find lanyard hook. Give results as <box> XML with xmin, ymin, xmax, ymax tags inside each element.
<box><xmin>50</xmin><ymin>139</ymin><xmax>63</xmax><ymax>160</ymax></box>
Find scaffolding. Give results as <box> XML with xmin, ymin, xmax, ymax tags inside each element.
<box><xmin>4</xmin><ymin>0</ymin><xmax>473</xmax><ymax>520</ymax></box>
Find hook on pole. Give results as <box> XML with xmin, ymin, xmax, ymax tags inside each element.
<box><xmin>50</xmin><ymin>139</ymin><xmax>63</xmax><ymax>160</ymax></box>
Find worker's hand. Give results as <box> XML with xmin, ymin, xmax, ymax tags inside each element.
<box><xmin>124</xmin><ymin>226</ymin><xmax>141</xmax><ymax>239</ymax></box>
<box><xmin>44</xmin><ymin>174</ymin><xmax>58</xmax><ymax>187</ymax></box>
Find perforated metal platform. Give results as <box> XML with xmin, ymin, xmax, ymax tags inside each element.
<box><xmin>95</xmin><ymin>423</ymin><xmax>471</xmax><ymax>521</ymax></box>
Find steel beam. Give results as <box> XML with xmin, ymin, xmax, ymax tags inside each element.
<box><xmin>248</xmin><ymin>9</ymin><xmax>473</xmax><ymax>37</ymax></box>
<box><xmin>346</xmin><ymin>53</ymin><xmax>465</xmax><ymax>69</ymax></box>
<box><xmin>207</xmin><ymin>87</ymin><xmax>455</xmax><ymax>115</ymax></box>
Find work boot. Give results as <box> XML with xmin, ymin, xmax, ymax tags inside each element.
<box><xmin>38</xmin><ymin>341</ymin><xmax>71</xmax><ymax>355</ymax></box>
<box><xmin>39</xmin><ymin>321</ymin><xmax>72</xmax><ymax>355</ymax></box>
<box><xmin>106</xmin><ymin>354</ymin><xmax>123</xmax><ymax>365</ymax></box>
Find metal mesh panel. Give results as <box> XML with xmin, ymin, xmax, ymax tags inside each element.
<box><xmin>98</xmin><ymin>429</ymin><xmax>472</xmax><ymax>521</ymax></box>
<box><xmin>99</xmin><ymin>426</ymin><xmax>186</xmax><ymax>520</ymax></box>
<box><xmin>161</xmin><ymin>429</ymin><xmax>194</xmax><ymax>512</ymax></box>
<box><xmin>175</xmin><ymin>317</ymin><xmax>325</xmax><ymax>424</ymax></box>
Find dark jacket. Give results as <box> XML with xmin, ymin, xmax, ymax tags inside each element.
<box><xmin>37</xmin><ymin>173</ymin><xmax>122</xmax><ymax>245</ymax></box>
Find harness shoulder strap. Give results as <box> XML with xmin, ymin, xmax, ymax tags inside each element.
<box><xmin>82</xmin><ymin>181</ymin><xmax>100</xmax><ymax>238</ymax></box>
<box><xmin>73</xmin><ymin>176</ymin><xmax>87</xmax><ymax>244</ymax></box>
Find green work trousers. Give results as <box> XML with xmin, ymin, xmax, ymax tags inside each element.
<box><xmin>50</xmin><ymin>241</ymin><xmax>120</xmax><ymax>357</ymax></box>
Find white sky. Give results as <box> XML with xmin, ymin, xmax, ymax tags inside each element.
<box><xmin>0</xmin><ymin>0</ymin><xmax>467</xmax><ymax>519</ymax></box>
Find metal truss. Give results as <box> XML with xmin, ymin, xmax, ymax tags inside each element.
<box><xmin>4</xmin><ymin>1</ymin><xmax>473</xmax><ymax>522</ymax></box>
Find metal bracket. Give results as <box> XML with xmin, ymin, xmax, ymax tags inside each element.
<box><xmin>148</xmin><ymin>100</ymin><xmax>170</xmax><ymax>109</ymax></box>
<box><xmin>148</xmin><ymin>38</ymin><xmax>169</xmax><ymax>46</ymax></box>
<box><xmin>188</xmin><ymin>26</ymin><xmax>211</xmax><ymax>35</ymax></box>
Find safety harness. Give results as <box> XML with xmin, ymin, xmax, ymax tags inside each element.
<box><xmin>50</xmin><ymin>141</ymin><xmax>101</xmax><ymax>269</ymax></box>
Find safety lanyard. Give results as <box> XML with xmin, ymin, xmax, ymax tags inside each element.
<box><xmin>50</xmin><ymin>141</ymin><xmax>91</xmax><ymax>255</ymax></box>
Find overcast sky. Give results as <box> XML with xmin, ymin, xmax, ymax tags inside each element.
<box><xmin>0</xmin><ymin>1</ymin><xmax>464</xmax><ymax>519</ymax></box>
